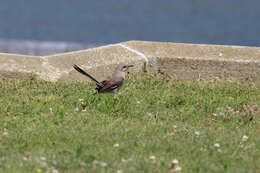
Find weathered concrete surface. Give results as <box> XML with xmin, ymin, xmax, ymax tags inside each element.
<box><xmin>0</xmin><ymin>53</ymin><xmax>43</xmax><ymax>79</ymax></box>
<box><xmin>124</xmin><ymin>41</ymin><xmax>260</xmax><ymax>83</ymax></box>
<box><xmin>0</xmin><ymin>43</ymin><xmax>145</xmax><ymax>82</ymax></box>
<box><xmin>0</xmin><ymin>41</ymin><xmax>260</xmax><ymax>83</ymax></box>
<box><xmin>45</xmin><ymin>44</ymin><xmax>144</xmax><ymax>82</ymax></box>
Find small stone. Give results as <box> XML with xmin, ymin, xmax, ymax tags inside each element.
<box><xmin>242</xmin><ymin>135</ymin><xmax>249</xmax><ymax>142</ymax></box>
<box><xmin>2</xmin><ymin>131</ymin><xmax>9</xmax><ymax>136</ymax></box>
<box><xmin>149</xmin><ymin>155</ymin><xmax>156</xmax><ymax>160</ymax></box>
<box><xmin>100</xmin><ymin>161</ymin><xmax>108</xmax><ymax>167</ymax></box>
<box><xmin>213</xmin><ymin>113</ymin><xmax>218</xmax><ymax>117</ymax></box>
<box><xmin>52</xmin><ymin>169</ymin><xmax>59</xmax><ymax>173</ymax></box>
<box><xmin>195</xmin><ymin>131</ymin><xmax>201</xmax><ymax>136</ymax></box>
<box><xmin>174</xmin><ymin>166</ymin><xmax>182</xmax><ymax>172</ymax></box>
<box><xmin>116</xmin><ymin>170</ymin><xmax>123</xmax><ymax>173</ymax></box>
<box><xmin>40</xmin><ymin>157</ymin><xmax>46</xmax><ymax>161</ymax></box>
<box><xmin>173</xmin><ymin>125</ymin><xmax>177</xmax><ymax>129</ymax></box>
<box><xmin>171</xmin><ymin>159</ymin><xmax>179</xmax><ymax>164</ymax></box>
<box><xmin>214</xmin><ymin>143</ymin><xmax>220</xmax><ymax>148</ymax></box>
<box><xmin>113</xmin><ymin>143</ymin><xmax>120</xmax><ymax>147</ymax></box>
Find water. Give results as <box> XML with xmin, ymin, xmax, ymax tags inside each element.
<box><xmin>0</xmin><ymin>0</ymin><xmax>260</xmax><ymax>55</ymax></box>
<box><xmin>0</xmin><ymin>39</ymin><xmax>96</xmax><ymax>56</ymax></box>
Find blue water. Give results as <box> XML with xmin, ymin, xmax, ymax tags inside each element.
<box><xmin>0</xmin><ymin>0</ymin><xmax>260</xmax><ymax>55</ymax></box>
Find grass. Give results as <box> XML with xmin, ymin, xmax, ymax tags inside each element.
<box><xmin>0</xmin><ymin>74</ymin><xmax>259</xmax><ymax>173</ymax></box>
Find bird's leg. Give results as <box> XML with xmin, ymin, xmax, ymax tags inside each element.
<box><xmin>90</xmin><ymin>90</ymin><xmax>100</xmax><ymax>105</ymax></box>
<box><xmin>112</xmin><ymin>91</ymin><xmax>120</xmax><ymax>104</ymax></box>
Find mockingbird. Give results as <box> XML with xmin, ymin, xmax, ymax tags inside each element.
<box><xmin>73</xmin><ymin>64</ymin><xmax>133</xmax><ymax>93</ymax></box>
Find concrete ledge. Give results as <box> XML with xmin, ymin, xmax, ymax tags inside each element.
<box><xmin>124</xmin><ymin>41</ymin><xmax>260</xmax><ymax>83</ymax></box>
<box><xmin>0</xmin><ymin>41</ymin><xmax>260</xmax><ymax>83</ymax></box>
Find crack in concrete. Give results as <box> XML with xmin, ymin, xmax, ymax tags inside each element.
<box><xmin>118</xmin><ymin>43</ymin><xmax>149</xmax><ymax>62</ymax></box>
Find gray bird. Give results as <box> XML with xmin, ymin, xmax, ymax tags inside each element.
<box><xmin>73</xmin><ymin>64</ymin><xmax>133</xmax><ymax>93</ymax></box>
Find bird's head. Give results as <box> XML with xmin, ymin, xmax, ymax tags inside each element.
<box><xmin>112</xmin><ymin>64</ymin><xmax>134</xmax><ymax>78</ymax></box>
<box><xmin>116</xmin><ymin>64</ymin><xmax>134</xmax><ymax>72</ymax></box>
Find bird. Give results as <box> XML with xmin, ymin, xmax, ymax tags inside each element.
<box><xmin>73</xmin><ymin>64</ymin><xmax>134</xmax><ymax>93</ymax></box>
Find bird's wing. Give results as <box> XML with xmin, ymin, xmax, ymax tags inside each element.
<box><xmin>73</xmin><ymin>64</ymin><xmax>103</xmax><ymax>86</ymax></box>
<box><xmin>98</xmin><ymin>77</ymin><xmax>123</xmax><ymax>93</ymax></box>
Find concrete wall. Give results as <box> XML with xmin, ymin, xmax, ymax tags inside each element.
<box><xmin>0</xmin><ymin>41</ymin><xmax>260</xmax><ymax>83</ymax></box>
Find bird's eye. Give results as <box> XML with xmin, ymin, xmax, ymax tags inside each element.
<box><xmin>123</xmin><ymin>65</ymin><xmax>127</xmax><ymax>68</ymax></box>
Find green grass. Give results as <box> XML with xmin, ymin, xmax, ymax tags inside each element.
<box><xmin>0</xmin><ymin>75</ymin><xmax>259</xmax><ymax>173</ymax></box>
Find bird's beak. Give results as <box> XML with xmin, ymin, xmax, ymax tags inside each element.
<box><xmin>127</xmin><ymin>65</ymin><xmax>134</xmax><ymax>68</ymax></box>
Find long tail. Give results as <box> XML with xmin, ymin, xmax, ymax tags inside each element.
<box><xmin>73</xmin><ymin>64</ymin><xmax>103</xmax><ymax>87</ymax></box>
